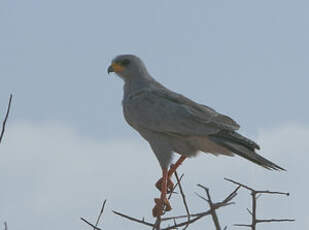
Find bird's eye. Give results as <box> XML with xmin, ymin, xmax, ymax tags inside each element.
<box><xmin>121</xmin><ymin>59</ymin><xmax>130</xmax><ymax>66</ymax></box>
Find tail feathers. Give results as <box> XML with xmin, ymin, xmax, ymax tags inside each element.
<box><xmin>208</xmin><ymin>136</ymin><xmax>285</xmax><ymax>171</ymax></box>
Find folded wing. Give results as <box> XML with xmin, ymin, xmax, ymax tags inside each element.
<box><xmin>124</xmin><ymin>88</ymin><xmax>239</xmax><ymax>136</ymax></box>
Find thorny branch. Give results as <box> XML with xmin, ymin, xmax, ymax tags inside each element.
<box><xmin>0</xmin><ymin>94</ymin><xmax>12</xmax><ymax>144</ymax></box>
<box><xmin>113</xmin><ymin>210</ymin><xmax>155</xmax><ymax>228</ymax></box>
<box><xmin>113</xmin><ymin>175</ymin><xmax>240</xmax><ymax>230</ymax></box>
<box><xmin>225</xmin><ymin>178</ymin><xmax>295</xmax><ymax>230</ymax></box>
<box><xmin>83</xmin><ymin>176</ymin><xmax>293</xmax><ymax>230</ymax></box>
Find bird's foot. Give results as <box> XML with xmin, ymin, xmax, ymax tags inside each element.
<box><xmin>152</xmin><ymin>198</ymin><xmax>172</xmax><ymax>217</ymax></box>
<box><xmin>155</xmin><ymin>177</ymin><xmax>174</xmax><ymax>193</ymax></box>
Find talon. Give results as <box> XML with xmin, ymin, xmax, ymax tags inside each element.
<box><xmin>152</xmin><ymin>198</ymin><xmax>172</xmax><ymax>217</ymax></box>
<box><xmin>155</xmin><ymin>178</ymin><xmax>174</xmax><ymax>193</ymax></box>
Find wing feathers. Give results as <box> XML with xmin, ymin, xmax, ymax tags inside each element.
<box><xmin>208</xmin><ymin>135</ymin><xmax>285</xmax><ymax>170</ymax></box>
<box><xmin>124</xmin><ymin>88</ymin><xmax>239</xmax><ymax>136</ymax></box>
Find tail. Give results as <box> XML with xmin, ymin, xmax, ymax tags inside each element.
<box><xmin>209</xmin><ymin>131</ymin><xmax>285</xmax><ymax>171</ymax></box>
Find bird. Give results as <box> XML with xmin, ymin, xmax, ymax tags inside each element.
<box><xmin>107</xmin><ymin>54</ymin><xmax>284</xmax><ymax>217</ymax></box>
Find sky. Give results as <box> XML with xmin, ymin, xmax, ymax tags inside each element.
<box><xmin>0</xmin><ymin>0</ymin><xmax>308</xmax><ymax>229</ymax></box>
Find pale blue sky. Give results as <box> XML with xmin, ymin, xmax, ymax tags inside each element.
<box><xmin>1</xmin><ymin>0</ymin><xmax>308</xmax><ymax>229</ymax></box>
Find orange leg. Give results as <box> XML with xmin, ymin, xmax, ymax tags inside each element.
<box><xmin>152</xmin><ymin>168</ymin><xmax>172</xmax><ymax>217</ymax></box>
<box><xmin>168</xmin><ymin>155</ymin><xmax>187</xmax><ymax>177</ymax></box>
<box><xmin>155</xmin><ymin>156</ymin><xmax>187</xmax><ymax>193</ymax></box>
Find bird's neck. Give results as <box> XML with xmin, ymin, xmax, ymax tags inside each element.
<box><xmin>123</xmin><ymin>77</ymin><xmax>151</xmax><ymax>98</ymax></box>
<box><xmin>123</xmin><ymin>74</ymin><xmax>165</xmax><ymax>99</ymax></box>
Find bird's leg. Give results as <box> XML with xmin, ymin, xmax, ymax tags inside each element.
<box><xmin>152</xmin><ymin>168</ymin><xmax>172</xmax><ymax>217</ymax></box>
<box><xmin>168</xmin><ymin>155</ymin><xmax>187</xmax><ymax>177</ymax></box>
<box><xmin>155</xmin><ymin>156</ymin><xmax>187</xmax><ymax>193</ymax></box>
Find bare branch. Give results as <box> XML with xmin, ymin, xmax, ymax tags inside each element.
<box><xmin>197</xmin><ymin>184</ymin><xmax>221</xmax><ymax>230</ymax></box>
<box><xmin>225</xmin><ymin>178</ymin><xmax>294</xmax><ymax>229</ymax></box>
<box><xmin>222</xmin><ymin>185</ymin><xmax>241</xmax><ymax>203</ymax></box>
<box><xmin>81</xmin><ymin>200</ymin><xmax>107</xmax><ymax>230</ymax></box>
<box><xmin>0</xmin><ymin>94</ymin><xmax>13</xmax><ymax>144</ymax></box>
<box><xmin>161</xmin><ymin>202</ymin><xmax>233</xmax><ymax>221</ymax></box>
<box><xmin>167</xmin><ymin>174</ymin><xmax>182</xmax><ymax>200</ymax></box>
<box><xmin>113</xmin><ymin>175</ymin><xmax>236</xmax><ymax>230</ymax></box>
<box><xmin>256</xmin><ymin>218</ymin><xmax>295</xmax><ymax>223</ymax></box>
<box><xmin>94</xmin><ymin>200</ymin><xmax>107</xmax><ymax>229</ymax></box>
<box><xmin>234</xmin><ymin>224</ymin><xmax>252</xmax><ymax>227</ymax></box>
<box><xmin>111</xmin><ymin>176</ymin><xmax>292</xmax><ymax>230</ymax></box>
<box><xmin>113</xmin><ymin>210</ymin><xmax>155</xmax><ymax>228</ymax></box>
<box><xmin>174</xmin><ymin>171</ymin><xmax>190</xmax><ymax>230</ymax></box>
<box><xmin>246</xmin><ymin>208</ymin><xmax>253</xmax><ymax>216</ymax></box>
<box><xmin>161</xmin><ymin>213</ymin><xmax>207</xmax><ymax>230</ymax></box>
<box><xmin>194</xmin><ymin>192</ymin><xmax>209</xmax><ymax>202</ymax></box>
<box><xmin>161</xmin><ymin>183</ymin><xmax>240</xmax><ymax>230</ymax></box>
<box><xmin>80</xmin><ymin>218</ymin><xmax>102</xmax><ymax>230</ymax></box>
<box><xmin>162</xmin><ymin>183</ymin><xmax>240</xmax><ymax>223</ymax></box>
<box><xmin>224</xmin><ymin>178</ymin><xmax>289</xmax><ymax>196</ymax></box>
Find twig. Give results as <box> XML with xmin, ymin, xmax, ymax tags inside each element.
<box><xmin>256</xmin><ymin>218</ymin><xmax>295</xmax><ymax>223</ymax></box>
<box><xmin>167</xmin><ymin>174</ymin><xmax>183</xmax><ymax>200</ymax></box>
<box><xmin>161</xmin><ymin>202</ymin><xmax>233</xmax><ymax>221</ymax></box>
<box><xmin>113</xmin><ymin>210</ymin><xmax>155</xmax><ymax>228</ymax></box>
<box><xmin>81</xmin><ymin>200</ymin><xmax>107</xmax><ymax>230</ymax></box>
<box><xmin>80</xmin><ymin>218</ymin><xmax>102</xmax><ymax>230</ymax></box>
<box><xmin>161</xmin><ymin>214</ymin><xmax>206</xmax><ymax>230</ymax></box>
<box><xmin>224</xmin><ymin>178</ymin><xmax>289</xmax><ymax>196</ymax></box>
<box><xmin>4</xmin><ymin>222</ymin><xmax>8</xmax><ymax>230</ymax></box>
<box><xmin>94</xmin><ymin>200</ymin><xmax>107</xmax><ymax>229</ymax></box>
<box><xmin>160</xmin><ymin>183</ymin><xmax>240</xmax><ymax>229</ymax></box>
<box><xmin>197</xmin><ymin>184</ymin><xmax>221</xmax><ymax>230</ymax></box>
<box><xmin>174</xmin><ymin>171</ymin><xmax>190</xmax><ymax>230</ymax></box>
<box><xmin>225</xmin><ymin>178</ymin><xmax>294</xmax><ymax>229</ymax></box>
<box><xmin>0</xmin><ymin>94</ymin><xmax>12</xmax><ymax>144</ymax></box>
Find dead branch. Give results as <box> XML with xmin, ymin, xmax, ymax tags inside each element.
<box><xmin>167</xmin><ymin>174</ymin><xmax>182</xmax><ymax>200</ymax></box>
<box><xmin>113</xmin><ymin>176</ymin><xmax>240</xmax><ymax>230</ymax></box>
<box><xmin>81</xmin><ymin>200</ymin><xmax>107</xmax><ymax>230</ymax></box>
<box><xmin>197</xmin><ymin>184</ymin><xmax>221</xmax><ymax>230</ymax></box>
<box><xmin>80</xmin><ymin>218</ymin><xmax>102</xmax><ymax>230</ymax></box>
<box><xmin>108</xmin><ymin>175</ymin><xmax>293</xmax><ymax>230</ymax></box>
<box><xmin>224</xmin><ymin>178</ymin><xmax>289</xmax><ymax>196</ymax></box>
<box><xmin>225</xmin><ymin>178</ymin><xmax>294</xmax><ymax>229</ymax></box>
<box><xmin>0</xmin><ymin>94</ymin><xmax>12</xmax><ymax>144</ymax></box>
<box><xmin>161</xmin><ymin>202</ymin><xmax>233</xmax><ymax>222</ymax></box>
<box><xmin>174</xmin><ymin>171</ymin><xmax>190</xmax><ymax>230</ymax></box>
<box><xmin>160</xmin><ymin>184</ymin><xmax>239</xmax><ymax>230</ymax></box>
<box><xmin>94</xmin><ymin>200</ymin><xmax>107</xmax><ymax>229</ymax></box>
<box><xmin>256</xmin><ymin>218</ymin><xmax>295</xmax><ymax>223</ymax></box>
<box><xmin>113</xmin><ymin>210</ymin><xmax>155</xmax><ymax>228</ymax></box>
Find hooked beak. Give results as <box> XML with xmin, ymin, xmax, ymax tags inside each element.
<box><xmin>107</xmin><ymin>63</ymin><xmax>125</xmax><ymax>74</ymax></box>
<box><xmin>107</xmin><ymin>65</ymin><xmax>114</xmax><ymax>74</ymax></box>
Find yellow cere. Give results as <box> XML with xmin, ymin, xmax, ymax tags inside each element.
<box><xmin>112</xmin><ymin>63</ymin><xmax>125</xmax><ymax>72</ymax></box>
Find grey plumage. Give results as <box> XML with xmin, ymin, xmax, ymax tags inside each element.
<box><xmin>108</xmin><ymin>54</ymin><xmax>285</xmax><ymax>171</ymax></box>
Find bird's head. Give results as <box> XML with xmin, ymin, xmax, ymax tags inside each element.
<box><xmin>107</xmin><ymin>54</ymin><xmax>148</xmax><ymax>80</ymax></box>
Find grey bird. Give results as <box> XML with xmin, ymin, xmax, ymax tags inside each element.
<box><xmin>107</xmin><ymin>54</ymin><xmax>284</xmax><ymax>217</ymax></box>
